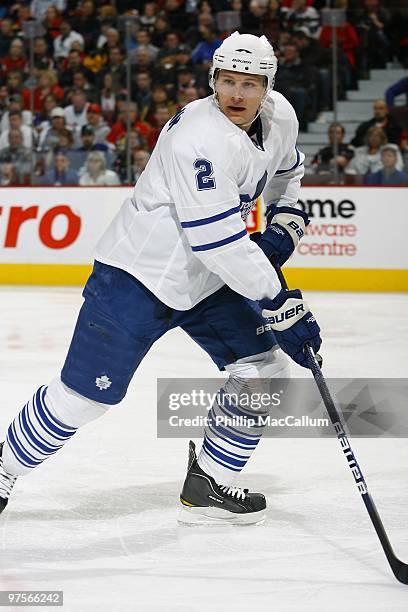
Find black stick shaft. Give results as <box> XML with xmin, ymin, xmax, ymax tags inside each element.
<box><xmin>274</xmin><ymin>264</ymin><xmax>408</xmax><ymax>584</ymax></box>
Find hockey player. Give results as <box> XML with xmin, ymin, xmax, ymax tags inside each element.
<box><xmin>0</xmin><ymin>32</ymin><xmax>321</xmax><ymax>525</ymax></box>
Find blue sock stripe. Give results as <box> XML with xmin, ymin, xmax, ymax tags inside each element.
<box><xmin>24</xmin><ymin>403</ymin><xmax>64</xmax><ymax>451</ymax></box>
<box><xmin>203</xmin><ymin>438</ymin><xmax>247</xmax><ymax>468</ymax></box>
<box><xmin>218</xmin><ymin>388</ymin><xmax>268</xmax><ymax>424</ymax></box>
<box><xmin>40</xmin><ymin>386</ymin><xmax>77</xmax><ymax>432</ymax></box>
<box><xmin>10</xmin><ymin>422</ymin><xmax>41</xmax><ymax>464</ymax></box>
<box><xmin>33</xmin><ymin>389</ymin><xmax>72</xmax><ymax>440</ymax></box>
<box><xmin>6</xmin><ymin>434</ymin><xmax>34</xmax><ymax>469</ymax></box>
<box><xmin>207</xmin><ymin>423</ymin><xmax>258</xmax><ymax>451</ymax></box>
<box><xmin>208</xmin><ymin>416</ymin><xmax>261</xmax><ymax>447</ymax></box>
<box><xmin>19</xmin><ymin>408</ymin><xmax>60</xmax><ymax>456</ymax></box>
<box><xmin>7</xmin><ymin>424</ymin><xmax>42</xmax><ymax>467</ymax></box>
<box><xmin>202</xmin><ymin>445</ymin><xmax>241</xmax><ymax>472</ymax></box>
<box><xmin>211</xmin><ymin>401</ymin><xmax>264</xmax><ymax>436</ymax></box>
<box><xmin>204</xmin><ymin>434</ymin><xmax>250</xmax><ymax>461</ymax></box>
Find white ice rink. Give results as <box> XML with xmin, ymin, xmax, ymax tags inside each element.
<box><xmin>1</xmin><ymin>286</ymin><xmax>408</xmax><ymax>612</ymax></box>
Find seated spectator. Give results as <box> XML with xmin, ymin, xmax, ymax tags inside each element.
<box><xmin>98</xmin><ymin>46</ymin><xmax>126</xmax><ymax>90</ymax></box>
<box><xmin>114</xmin><ymin>128</ymin><xmax>147</xmax><ymax>180</ymax></box>
<box><xmin>0</xmin><ymin>160</ymin><xmax>19</xmax><ymax>185</ymax></box>
<box><xmin>33</xmin><ymin>36</ymin><xmax>54</xmax><ymax>71</ymax></box>
<box><xmin>63</xmin><ymin>89</ymin><xmax>89</xmax><ymax>130</ymax></box>
<box><xmin>0</xmin><ymin>128</ymin><xmax>32</xmax><ymax>182</ymax></box>
<box><xmin>132</xmin><ymin>71</ymin><xmax>153</xmax><ymax>121</ymax></box>
<box><xmin>33</xmin><ymin>69</ymin><xmax>64</xmax><ymax>113</ymax></box>
<box><xmin>71</xmin><ymin>0</ymin><xmax>99</xmax><ymax>52</ymax></box>
<box><xmin>312</xmin><ymin>122</ymin><xmax>354</xmax><ymax>178</ymax></box>
<box><xmin>282</xmin><ymin>0</ymin><xmax>321</xmax><ymax>39</ymax></box>
<box><xmin>59</xmin><ymin>48</ymin><xmax>94</xmax><ymax>88</ymax></box>
<box><xmin>0</xmin><ymin>19</ymin><xmax>14</xmax><ymax>57</ymax></box>
<box><xmin>0</xmin><ymin>110</ymin><xmax>33</xmax><ymax>149</ymax></box>
<box><xmin>146</xmin><ymin>86</ymin><xmax>177</xmax><ymax>123</ymax></box>
<box><xmin>129</xmin><ymin>148</ymin><xmax>150</xmax><ymax>184</ymax></box>
<box><xmin>130</xmin><ymin>29</ymin><xmax>159</xmax><ymax>61</ymax></box>
<box><xmin>164</xmin><ymin>0</ymin><xmax>190</xmax><ymax>32</ymax></box>
<box><xmin>38</xmin><ymin>106</ymin><xmax>68</xmax><ymax>150</ymax></box>
<box><xmin>365</xmin><ymin>144</ymin><xmax>408</xmax><ymax>185</ymax></box>
<box><xmin>74</xmin><ymin>124</ymin><xmax>112</xmax><ymax>169</ymax></box>
<box><xmin>42</xmin><ymin>151</ymin><xmax>78</xmax><ymax>185</ymax></box>
<box><xmin>44</xmin><ymin>127</ymin><xmax>76</xmax><ymax>169</ymax></box>
<box><xmin>98</xmin><ymin>73</ymin><xmax>116</xmax><ymax>121</ymax></box>
<box><xmin>292</xmin><ymin>30</ymin><xmax>332</xmax><ymax>111</ymax></box>
<box><xmin>139</xmin><ymin>1</ymin><xmax>158</xmax><ymax>30</ymax></box>
<box><xmin>0</xmin><ymin>94</ymin><xmax>32</xmax><ymax>131</ymax></box>
<box><xmin>79</xmin><ymin>151</ymin><xmax>120</xmax><ymax>185</ymax></box>
<box><xmin>107</xmin><ymin>102</ymin><xmax>151</xmax><ymax>147</ymax></box>
<box><xmin>0</xmin><ymin>37</ymin><xmax>27</xmax><ymax>78</ymax></box>
<box><xmin>147</xmin><ymin>105</ymin><xmax>172</xmax><ymax>149</ymax></box>
<box><xmin>67</xmin><ymin>70</ymin><xmax>98</xmax><ymax>104</ymax></box>
<box><xmin>41</xmin><ymin>5</ymin><xmax>63</xmax><ymax>42</ymax></box>
<box><xmin>191</xmin><ymin>26</ymin><xmax>222</xmax><ymax>68</ymax></box>
<box><xmin>6</xmin><ymin>70</ymin><xmax>30</xmax><ymax>108</ymax></box>
<box><xmin>85</xmin><ymin>104</ymin><xmax>110</xmax><ymax>145</ymax></box>
<box><xmin>273</xmin><ymin>43</ymin><xmax>317</xmax><ymax>130</ymax></box>
<box><xmin>351</xmin><ymin>99</ymin><xmax>403</xmax><ymax>147</ymax></box>
<box><xmin>53</xmin><ymin>20</ymin><xmax>84</xmax><ymax>59</ymax></box>
<box><xmin>354</xmin><ymin>0</ymin><xmax>391</xmax><ymax>72</ymax></box>
<box><xmin>346</xmin><ymin>126</ymin><xmax>404</xmax><ymax>177</ymax></box>
<box><xmin>151</xmin><ymin>15</ymin><xmax>172</xmax><ymax>48</ymax></box>
<box><xmin>241</xmin><ymin>0</ymin><xmax>269</xmax><ymax>37</ymax></box>
<box><xmin>31</xmin><ymin>0</ymin><xmax>66</xmax><ymax>22</ymax></box>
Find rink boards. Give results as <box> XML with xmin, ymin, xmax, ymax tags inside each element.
<box><xmin>0</xmin><ymin>186</ymin><xmax>406</xmax><ymax>292</ymax></box>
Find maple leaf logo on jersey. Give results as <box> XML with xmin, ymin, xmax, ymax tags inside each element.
<box><xmin>95</xmin><ymin>375</ymin><xmax>112</xmax><ymax>390</ymax></box>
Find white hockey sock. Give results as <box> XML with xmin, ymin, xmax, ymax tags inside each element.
<box><xmin>2</xmin><ymin>379</ymin><xmax>109</xmax><ymax>476</ymax></box>
<box><xmin>3</xmin><ymin>385</ymin><xmax>77</xmax><ymax>476</ymax></box>
<box><xmin>197</xmin><ymin>386</ymin><xmax>266</xmax><ymax>486</ymax></box>
<box><xmin>197</xmin><ymin>348</ymin><xmax>290</xmax><ymax>487</ymax></box>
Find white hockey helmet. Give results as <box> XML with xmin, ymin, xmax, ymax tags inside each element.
<box><xmin>209</xmin><ymin>31</ymin><xmax>277</xmax><ymax>92</ymax></box>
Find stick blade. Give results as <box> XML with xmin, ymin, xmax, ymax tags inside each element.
<box><xmin>391</xmin><ymin>559</ymin><xmax>408</xmax><ymax>585</ymax></box>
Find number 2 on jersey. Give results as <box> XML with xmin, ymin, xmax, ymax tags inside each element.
<box><xmin>194</xmin><ymin>159</ymin><xmax>216</xmax><ymax>191</ymax></box>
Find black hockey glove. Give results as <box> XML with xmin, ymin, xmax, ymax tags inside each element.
<box><xmin>259</xmin><ymin>289</ymin><xmax>321</xmax><ymax>368</ymax></box>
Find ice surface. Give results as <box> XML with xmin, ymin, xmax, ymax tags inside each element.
<box><xmin>1</xmin><ymin>287</ymin><xmax>408</xmax><ymax>611</ymax></box>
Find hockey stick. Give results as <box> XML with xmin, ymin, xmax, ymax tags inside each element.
<box><xmin>274</xmin><ymin>263</ymin><xmax>408</xmax><ymax>585</ymax></box>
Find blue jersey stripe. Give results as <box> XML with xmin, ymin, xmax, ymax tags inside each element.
<box><xmin>180</xmin><ymin>205</ymin><xmax>240</xmax><ymax>228</ymax></box>
<box><xmin>275</xmin><ymin>148</ymin><xmax>301</xmax><ymax>175</ymax></box>
<box><xmin>191</xmin><ymin>229</ymin><xmax>247</xmax><ymax>252</ymax></box>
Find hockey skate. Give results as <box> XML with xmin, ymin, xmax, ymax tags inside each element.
<box><xmin>179</xmin><ymin>440</ymin><xmax>266</xmax><ymax>525</ymax></box>
<box><xmin>0</xmin><ymin>443</ymin><xmax>17</xmax><ymax>514</ymax></box>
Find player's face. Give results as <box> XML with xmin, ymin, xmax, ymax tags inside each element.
<box><xmin>216</xmin><ymin>70</ymin><xmax>266</xmax><ymax>130</ymax></box>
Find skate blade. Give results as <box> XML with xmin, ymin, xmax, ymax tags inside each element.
<box><xmin>177</xmin><ymin>505</ymin><xmax>266</xmax><ymax>526</ymax></box>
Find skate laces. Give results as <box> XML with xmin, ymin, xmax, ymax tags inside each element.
<box><xmin>0</xmin><ymin>459</ymin><xmax>17</xmax><ymax>499</ymax></box>
<box><xmin>220</xmin><ymin>485</ymin><xmax>248</xmax><ymax>501</ymax></box>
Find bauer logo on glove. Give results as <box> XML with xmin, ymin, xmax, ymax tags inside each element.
<box><xmin>259</xmin><ymin>289</ymin><xmax>322</xmax><ymax>368</ymax></box>
<box><xmin>255</xmin><ymin>205</ymin><xmax>310</xmax><ymax>267</ymax></box>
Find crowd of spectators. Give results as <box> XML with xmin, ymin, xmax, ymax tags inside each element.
<box><xmin>310</xmin><ymin>98</ymin><xmax>408</xmax><ymax>184</ymax></box>
<box><xmin>0</xmin><ymin>0</ymin><xmax>406</xmax><ymax>186</ymax></box>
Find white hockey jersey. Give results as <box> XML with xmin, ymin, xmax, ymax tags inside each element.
<box><xmin>94</xmin><ymin>91</ymin><xmax>304</xmax><ymax>310</ymax></box>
